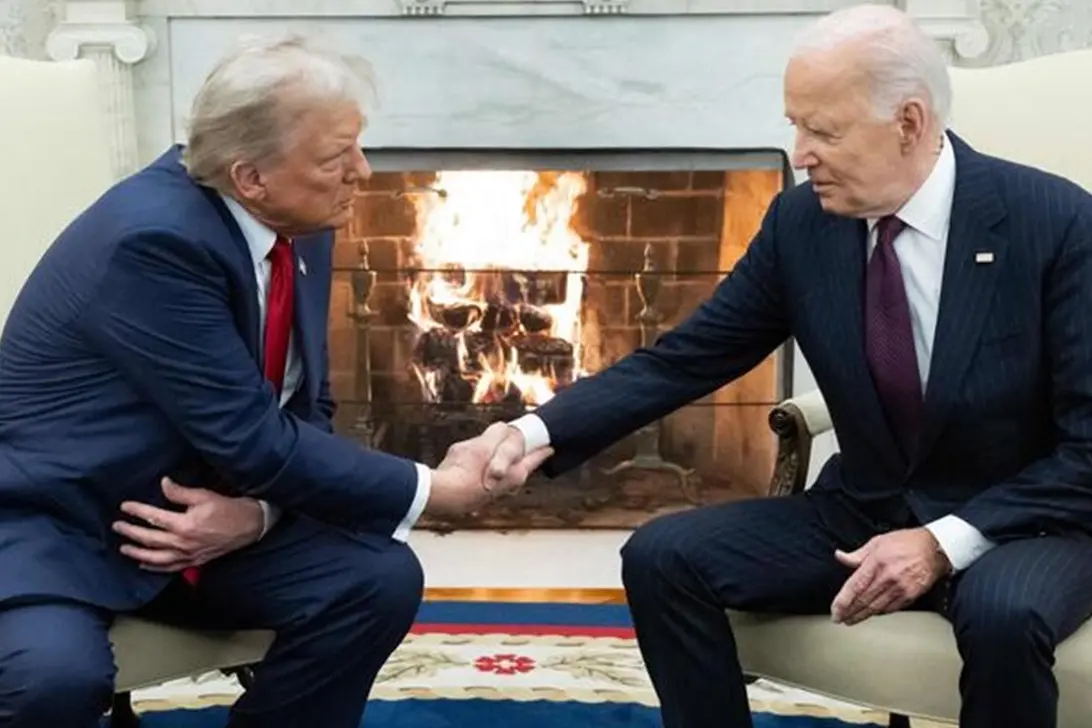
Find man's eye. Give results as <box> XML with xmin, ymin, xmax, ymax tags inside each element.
<box><xmin>323</xmin><ymin>149</ymin><xmax>353</xmax><ymax>168</ymax></box>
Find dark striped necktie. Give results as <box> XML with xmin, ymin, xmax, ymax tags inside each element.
<box><xmin>864</xmin><ymin>215</ymin><xmax>923</xmax><ymax>456</ymax></box>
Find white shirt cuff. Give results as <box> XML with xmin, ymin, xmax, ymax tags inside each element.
<box><xmin>925</xmin><ymin>515</ymin><xmax>997</xmax><ymax>572</ymax></box>
<box><xmin>258</xmin><ymin>500</ymin><xmax>280</xmax><ymax>539</ymax></box>
<box><xmin>392</xmin><ymin>463</ymin><xmax>432</xmax><ymax>543</ymax></box>
<box><xmin>509</xmin><ymin>413</ymin><xmax>551</xmax><ymax>452</ymax></box>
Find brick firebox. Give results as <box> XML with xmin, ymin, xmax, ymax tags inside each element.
<box><xmin>327</xmin><ymin>161</ymin><xmax>788</xmax><ymax>530</ymax></box>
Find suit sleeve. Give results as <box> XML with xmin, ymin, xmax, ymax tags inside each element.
<box><xmin>535</xmin><ymin>192</ymin><xmax>791</xmax><ymax>475</ymax></box>
<box><xmin>79</xmin><ymin>231</ymin><xmax>417</xmax><ymax>536</ymax></box>
<box><xmin>956</xmin><ymin>205</ymin><xmax>1092</xmax><ymax>540</ymax></box>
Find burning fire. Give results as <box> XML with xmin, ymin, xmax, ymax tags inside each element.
<box><xmin>407</xmin><ymin>170</ymin><xmax>590</xmax><ymax>408</ymax></box>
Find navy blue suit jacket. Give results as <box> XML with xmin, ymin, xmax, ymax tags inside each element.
<box><xmin>535</xmin><ymin>134</ymin><xmax>1092</xmax><ymax>542</ymax></box>
<box><xmin>0</xmin><ymin>147</ymin><xmax>417</xmax><ymax>610</ymax></box>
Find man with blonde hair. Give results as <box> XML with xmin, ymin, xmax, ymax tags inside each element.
<box><xmin>0</xmin><ymin>36</ymin><xmax>547</xmax><ymax>727</ymax></box>
<box><xmin>481</xmin><ymin>6</ymin><xmax>1092</xmax><ymax>727</ymax></box>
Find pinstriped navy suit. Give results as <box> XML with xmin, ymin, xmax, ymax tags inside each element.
<box><xmin>530</xmin><ymin>134</ymin><xmax>1092</xmax><ymax>728</ymax></box>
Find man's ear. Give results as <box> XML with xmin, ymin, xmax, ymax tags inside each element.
<box><xmin>896</xmin><ymin>99</ymin><xmax>928</xmax><ymax>152</ymax></box>
<box><xmin>228</xmin><ymin>161</ymin><xmax>267</xmax><ymax>202</ymax></box>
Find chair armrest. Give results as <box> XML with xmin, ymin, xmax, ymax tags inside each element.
<box><xmin>767</xmin><ymin>389</ymin><xmax>832</xmax><ymax>497</ymax></box>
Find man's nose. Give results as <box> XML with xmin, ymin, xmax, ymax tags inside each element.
<box><xmin>348</xmin><ymin>147</ymin><xmax>371</xmax><ymax>181</ymax></box>
<box><xmin>790</xmin><ymin>131</ymin><xmax>816</xmax><ymax>170</ymax></box>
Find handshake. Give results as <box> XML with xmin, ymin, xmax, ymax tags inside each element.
<box><xmin>423</xmin><ymin>422</ymin><xmax>554</xmax><ymax>518</ymax></box>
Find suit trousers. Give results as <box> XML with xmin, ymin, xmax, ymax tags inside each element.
<box><xmin>620</xmin><ymin>490</ymin><xmax>1092</xmax><ymax>728</ymax></box>
<box><xmin>0</xmin><ymin>515</ymin><xmax>423</xmax><ymax>728</ymax></box>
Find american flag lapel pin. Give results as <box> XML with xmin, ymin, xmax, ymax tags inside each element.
<box><xmin>974</xmin><ymin>251</ymin><xmax>994</xmax><ymax>264</ymax></box>
<box><xmin>299</xmin><ymin>258</ymin><xmax>307</xmax><ymax>276</ymax></box>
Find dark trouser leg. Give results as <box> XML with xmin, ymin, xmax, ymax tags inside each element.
<box><xmin>0</xmin><ymin>603</ymin><xmax>115</xmax><ymax>728</ymax></box>
<box><xmin>177</xmin><ymin>515</ymin><xmax>424</xmax><ymax>728</ymax></box>
<box><xmin>620</xmin><ymin>491</ymin><xmax>889</xmax><ymax>728</ymax></box>
<box><xmin>947</xmin><ymin>535</ymin><xmax>1092</xmax><ymax>728</ymax></box>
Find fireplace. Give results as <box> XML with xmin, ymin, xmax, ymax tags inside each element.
<box><xmin>326</xmin><ymin>149</ymin><xmax>790</xmax><ymax>530</ymax></box>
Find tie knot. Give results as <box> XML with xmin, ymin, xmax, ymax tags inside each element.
<box><xmin>876</xmin><ymin>215</ymin><xmax>905</xmax><ymax>247</ymax></box>
<box><xmin>268</xmin><ymin>236</ymin><xmax>292</xmax><ymax>263</ymax></box>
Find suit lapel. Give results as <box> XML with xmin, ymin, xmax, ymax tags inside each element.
<box><xmin>914</xmin><ymin>137</ymin><xmax>1007</xmax><ymax>464</ymax></box>
<box><xmin>819</xmin><ymin>216</ymin><xmax>908</xmax><ymax>469</ymax></box>
<box><xmin>292</xmin><ymin>243</ymin><xmax>323</xmax><ymax>406</ymax></box>
<box><xmin>197</xmin><ymin>181</ymin><xmax>262</xmax><ymax>360</ymax></box>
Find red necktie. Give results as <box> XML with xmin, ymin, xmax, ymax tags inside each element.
<box><xmin>183</xmin><ymin>236</ymin><xmax>294</xmax><ymax>587</ymax></box>
<box><xmin>262</xmin><ymin>236</ymin><xmax>296</xmax><ymax>395</ymax></box>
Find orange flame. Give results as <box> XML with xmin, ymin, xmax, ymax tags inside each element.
<box><xmin>407</xmin><ymin>170</ymin><xmax>590</xmax><ymax>407</ymax></box>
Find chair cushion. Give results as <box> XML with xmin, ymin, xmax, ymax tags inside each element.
<box><xmin>111</xmin><ymin>616</ymin><xmax>274</xmax><ymax>693</ymax></box>
<box><xmin>729</xmin><ymin>610</ymin><xmax>1092</xmax><ymax>726</ymax></box>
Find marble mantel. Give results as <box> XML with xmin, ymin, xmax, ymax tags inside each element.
<box><xmin>36</xmin><ymin>0</ymin><xmax>989</xmax><ymax>178</ymax></box>
<box><xmin>135</xmin><ymin>0</ymin><xmax>986</xmax><ymax>30</ymax></box>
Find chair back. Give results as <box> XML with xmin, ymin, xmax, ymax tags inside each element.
<box><xmin>948</xmin><ymin>49</ymin><xmax>1092</xmax><ymax>191</ymax></box>
<box><xmin>0</xmin><ymin>55</ymin><xmax>113</xmax><ymax>327</ymax></box>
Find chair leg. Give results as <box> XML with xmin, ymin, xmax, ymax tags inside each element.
<box><xmin>110</xmin><ymin>692</ymin><xmax>140</xmax><ymax>728</ymax></box>
<box><xmin>888</xmin><ymin>713</ymin><xmax>911</xmax><ymax>728</ymax></box>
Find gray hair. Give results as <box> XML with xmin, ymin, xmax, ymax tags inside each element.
<box><xmin>182</xmin><ymin>34</ymin><xmax>373</xmax><ymax>192</ymax></box>
<box><xmin>791</xmin><ymin>5</ymin><xmax>951</xmax><ymax>127</ymax></box>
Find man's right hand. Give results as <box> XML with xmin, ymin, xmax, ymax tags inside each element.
<box><xmin>424</xmin><ymin>422</ymin><xmax>552</xmax><ymax>518</ymax></box>
<box><xmin>485</xmin><ymin>426</ymin><xmax>538</xmax><ymax>490</ymax></box>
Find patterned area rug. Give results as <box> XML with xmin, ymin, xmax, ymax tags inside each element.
<box><xmin>126</xmin><ymin>600</ymin><xmax>931</xmax><ymax>727</ymax></box>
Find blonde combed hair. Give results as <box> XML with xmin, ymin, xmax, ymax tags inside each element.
<box><xmin>182</xmin><ymin>34</ymin><xmax>374</xmax><ymax>192</ymax></box>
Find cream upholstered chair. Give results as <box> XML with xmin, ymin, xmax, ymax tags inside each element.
<box><xmin>0</xmin><ymin>55</ymin><xmax>273</xmax><ymax>726</ymax></box>
<box><xmin>730</xmin><ymin>48</ymin><xmax>1092</xmax><ymax>727</ymax></box>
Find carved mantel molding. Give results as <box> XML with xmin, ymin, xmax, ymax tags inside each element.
<box><xmin>46</xmin><ymin>0</ymin><xmax>155</xmax><ymax>179</ymax></box>
<box><xmin>135</xmin><ymin>0</ymin><xmax>989</xmax><ymax>59</ymax></box>
<box><xmin>901</xmin><ymin>0</ymin><xmax>990</xmax><ymax>61</ymax></box>
<box><xmin>46</xmin><ymin>19</ymin><xmax>153</xmax><ymax>65</ymax></box>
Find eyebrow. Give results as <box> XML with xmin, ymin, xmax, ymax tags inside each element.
<box><xmin>322</xmin><ymin>145</ymin><xmax>353</xmax><ymax>161</ymax></box>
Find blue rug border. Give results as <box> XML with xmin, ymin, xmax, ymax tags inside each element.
<box><xmin>415</xmin><ymin>600</ymin><xmax>632</xmax><ymax>627</ymax></box>
<box><xmin>124</xmin><ymin>698</ymin><xmax>882</xmax><ymax>728</ymax></box>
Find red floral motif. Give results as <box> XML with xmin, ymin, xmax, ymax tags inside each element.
<box><xmin>473</xmin><ymin>653</ymin><xmax>536</xmax><ymax>675</ymax></box>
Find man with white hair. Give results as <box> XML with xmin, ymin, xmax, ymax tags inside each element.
<box><xmin>479</xmin><ymin>6</ymin><xmax>1092</xmax><ymax>727</ymax></box>
<box><xmin>0</xmin><ymin>37</ymin><xmax>547</xmax><ymax>727</ymax></box>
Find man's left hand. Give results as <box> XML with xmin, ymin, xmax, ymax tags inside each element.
<box><xmin>830</xmin><ymin>527</ymin><xmax>951</xmax><ymax>626</ymax></box>
<box><xmin>113</xmin><ymin>476</ymin><xmax>264</xmax><ymax>572</ymax></box>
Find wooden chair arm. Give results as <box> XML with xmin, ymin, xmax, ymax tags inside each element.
<box><xmin>767</xmin><ymin>389</ymin><xmax>832</xmax><ymax>497</ymax></box>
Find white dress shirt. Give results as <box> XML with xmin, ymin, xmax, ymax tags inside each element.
<box><xmin>221</xmin><ymin>196</ymin><xmax>430</xmax><ymax>542</ymax></box>
<box><xmin>511</xmin><ymin>133</ymin><xmax>995</xmax><ymax>572</ymax></box>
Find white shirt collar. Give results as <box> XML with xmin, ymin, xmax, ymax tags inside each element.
<box><xmin>220</xmin><ymin>194</ymin><xmax>279</xmax><ymax>266</ymax></box>
<box><xmin>868</xmin><ymin>131</ymin><xmax>956</xmax><ymax>242</ymax></box>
